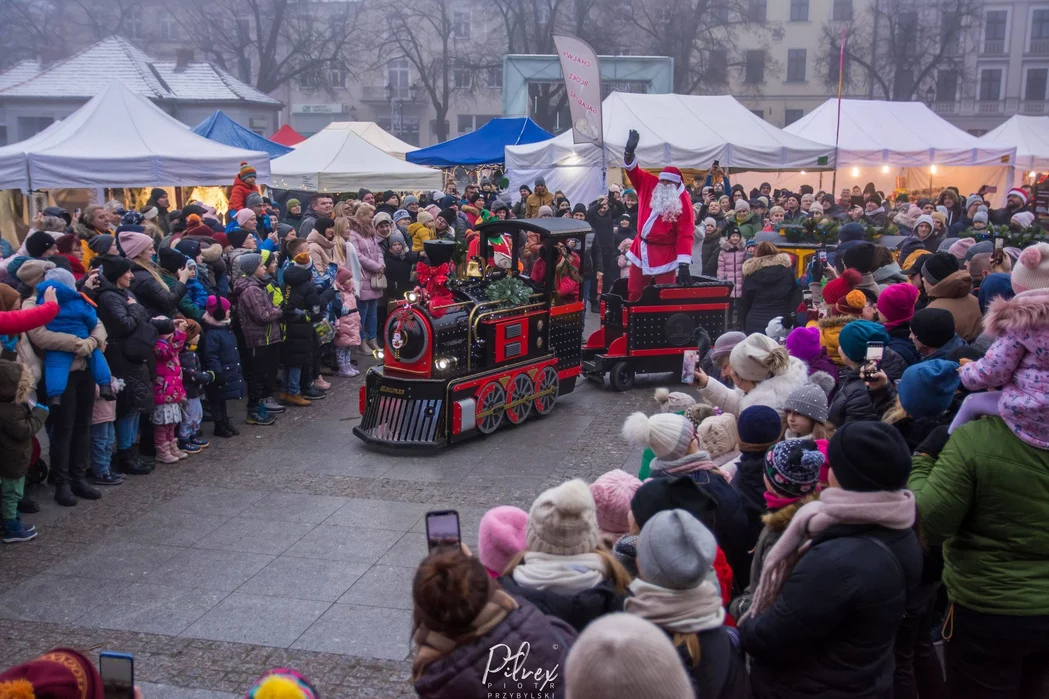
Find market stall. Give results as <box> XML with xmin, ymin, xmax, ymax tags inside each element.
<box><xmin>193</xmin><ymin>110</ymin><xmax>293</xmax><ymax>159</ymax></box>
<box><xmin>407</xmin><ymin>117</ymin><xmax>552</xmax><ymax>167</ymax></box>
<box><xmin>978</xmin><ymin>115</ymin><xmax>1049</xmax><ymax>184</ymax></box>
<box><xmin>332</xmin><ymin>121</ymin><xmax>418</xmax><ymax>160</ymax></box>
<box><xmin>270</xmin><ymin>124</ymin><xmax>307</xmax><ymax>147</ymax></box>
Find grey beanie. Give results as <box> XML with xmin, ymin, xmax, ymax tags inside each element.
<box><xmin>238</xmin><ymin>252</ymin><xmax>262</xmax><ymax>277</ymax></box>
<box><xmin>973</xmin><ymin>205</ymin><xmax>989</xmax><ymax>225</ymax></box>
<box><xmin>245</xmin><ymin>192</ymin><xmax>264</xmax><ymax>209</ymax></box>
<box><xmin>783</xmin><ymin>383</ymin><xmax>829</xmax><ymax>423</ymax></box>
<box><xmin>637</xmin><ymin>509</ymin><xmax>717</xmax><ymax>590</ymax></box>
<box><xmin>43</xmin><ymin>267</ymin><xmax>77</xmax><ymax>289</ymax></box>
<box><xmin>534</xmin><ymin>176</ymin><xmax>546</xmax><ymax>187</ymax></box>
<box><xmin>403</xmin><ymin>195</ymin><xmax>419</xmax><ymax>207</ymax></box>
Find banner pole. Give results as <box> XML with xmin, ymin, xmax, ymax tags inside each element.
<box><xmin>831</xmin><ymin>26</ymin><xmax>846</xmax><ymax>196</ymax></box>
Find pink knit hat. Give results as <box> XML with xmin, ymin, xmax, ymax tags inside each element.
<box><xmin>947</xmin><ymin>237</ymin><xmax>977</xmax><ymax>260</ymax></box>
<box><xmin>235</xmin><ymin>208</ymin><xmax>257</xmax><ymax>227</ymax></box>
<box><xmin>784</xmin><ymin>326</ymin><xmax>821</xmax><ymax>362</ymax></box>
<box><xmin>118</xmin><ymin>231</ymin><xmax>153</xmax><ymax>261</ymax></box>
<box><xmin>876</xmin><ymin>282</ymin><xmax>920</xmax><ymax>329</ymax></box>
<box><xmin>477</xmin><ymin>506</ymin><xmax>528</xmax><ymax>576</ymax></box>
<box><xmin>1011</xmin><ymin>242</ymin><xmax>1049</xmax><ymax>293</ymax></box>
<box><xmin>589</xmin><ymin>469</ymin><xmax>642</xmax><ymax>536</ymax></box>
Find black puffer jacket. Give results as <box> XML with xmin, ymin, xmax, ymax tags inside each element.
<box><xmin>129</xmin><ymin>262</ymin><xmax>186</xmax><ymax>318</ymax></box>
<box><xmin>739</xmin><ymin>524</ymin><xmax>922</xmax><ymax>699</ymax></box>
<box><xmin>497</xmin><ymin>575</ymin><xmax>625</xmax><ymax>632</ymax></box>
<box><xmin>199</xmin><ymin>317</ymin><xmax>245</xmax><ymax>401</ymax></box>
<box><xmin>827</xmin><ymin>347</ymin><xmax>907</xmax><ymax>427</ymax></box>
<box><xmin>731</xmin><ymin>450</ymin><xmax>769</xmax><ymax>553</ymax></box>
<box><xmin>93</xmin><ymin>275</ymin><xmax>157</xmax><ymax>415</ymax></box>
<box><xmin>740</xmin><ymin>253</ymin><xmax>800</xmax><ymax>335</ymax></box>
<box><xmin>282</xmin><ymin>266</ymin><xmax>334</xmax><ymax>368</ymax></box>
<box><xmin>673</xmin><ymin>626</ymin><xmax>750</xmax><ymax>699</ymax></box>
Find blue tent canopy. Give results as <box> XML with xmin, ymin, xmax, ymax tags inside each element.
<box><xmin>192</xmin><ymin>111</ymin><xmax>293</xmax><ymax>160</ymax></box>
<box><xmin>406</xmin><ymin>117</ymin><xmax>552</xmax><ymax>167</ymax></box>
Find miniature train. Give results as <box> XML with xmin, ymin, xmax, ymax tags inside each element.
<box><xmin>353</xmin><ymin>219</ymin><xmax>589</xmax><ymax>449</ymax></box>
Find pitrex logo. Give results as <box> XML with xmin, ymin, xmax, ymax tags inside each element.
<box><xmin>483</xmin><ymin>641</ymin><xmax>558</xmax><ymax>696</ymax></box>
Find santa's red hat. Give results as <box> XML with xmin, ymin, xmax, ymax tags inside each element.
<box><xmin>1008</xmin><ymin>187</ymin><xmax>1029</xmax><ymax>205</ymax></box>
<box><xmin>658</xmin><ymin>166</ymin><xmax>683</xmax><ymax>185</ymax></box>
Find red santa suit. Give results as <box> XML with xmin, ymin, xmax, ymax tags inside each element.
<box><xmin>624</xmin><ymin>162</ymin><xmax>695</xmax><ymax>301</ymax></box>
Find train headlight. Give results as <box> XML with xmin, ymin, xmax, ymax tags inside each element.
<box><xmin>435</xmin><ymin>356</ymin><xmax>457</xmax><ymax>371</ymax></box>
<box><xmin>373</xmin><ymin>349</ymin><xmax>385</xmax><ymax>361</ymax></box>
<box><xmin>405</xmin><ymin>290</ymin><xmax>421</xmax><ymax>304</ymax></box>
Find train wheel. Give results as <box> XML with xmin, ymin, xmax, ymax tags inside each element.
<box><xmin>505</xmin><ymin>373</ymin><xmax>534</xmax><ymax>424</ymax></box>
<box><xmin>609</xmin><ymin>361</ymin><xmax>635</xmax><ymax>392</ymax></box>
<box><xmin>476</xmin><ymin>381</ymin><xmax>506</xmax><ymax>434</ymax></box>
<box><xmin>534</xmin><ymin>365</ymin><xmax>559</xmax><ymax>415</ymax></box>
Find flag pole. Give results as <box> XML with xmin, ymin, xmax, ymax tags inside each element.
<box><xmin>831</xmin><ymin>26</ymin><xmax>846</xmax><ymax>196</ymax></box>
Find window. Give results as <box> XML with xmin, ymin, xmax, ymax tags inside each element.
<box><xmin>979</xmin><ymin>68</ymin><xmax>1003</xmax><ymax>101</ymax></box>
<box><xmin>486</xmin><ymin>66</ymin><xmax>503</xmax><ymax>88</ymax></box>
<box><xmin>707</xmin><ymin>52</ymin><xmax>728</xmax><ymax>83</ymax></box>
<box><xmin>750</xmin><ymin>109</ymin><xmax>765</xmax><ymax>120</ymax></box>
<box><xmin>457</xmin><ymin>114</ymin><xmax>473</xmax><ymax>133</ymax></box>
<box><xmin>744</xmin><ymin>50</ymin><xmax>765</xmax><ymax>83</ymax></box>
<box><xmin>710</xmin><ymin>2</ymin><xmax>730</xmax><ymax>24</ymax></box>
<box><xmin>453</xmin><ymin>10</ymin><xmax>470</xmax><ymax>40</ymax></box>
<box><xmin>785</xmin><ymin>109</ymin><xmax>804</xmax><ymax>126</ymax></box>
<box><xmin>430</xmin><ymin>118</ymin><xmax>449</xmax><ymax>135</ymax></box>
<box><xmin>786</xmin><ymin>49</ymin><xmax>806</xmax><ymax>82</ymax></box>
<box><xmin>832</xmin><ymin>0</ymin><xmax>852</xmax><ymax>21</ymax></box>
<box><xmin>1026</xmin><ymin>68</ymin><xmax>1048</xmax><ymax>101</ymax></box>
<box><xmin>747</xmin><ymin>0</ymin><xmax>766</xmax><ymax>22</ymax></box>
<box><xmin>329</xmin><ymin>68</ymin><xmax>346</xmax><ymax>88</ymax></box>
<box><xmin>936</xmin><ymin>70</ymin><xmax>958</xmax><ymax>101</ymax></box>
<box><xmin>898</xmin><ymin>11</ymin><xmax>918</xmax><ymax>56</ymax></box>
<box><xmin>453</xmin><ymin>61</ymin><xmax>472</xmax><ymax>89</ymax></box>
<box><xmin>790</xmin><ymin>0</ymin><xmax>808</xmax><ymax>22</ymax></box>
<box><xmin>0</xmin><ymin>125</ymin><xmax>7</xmax><ymax>147</ymax></box>
<box><xmin>16</xmin><ymin>116</ymin><xmax>52</xmax><ymax>140</ymax></box>
<box><xmin>388</xmin><ymin>58</ymin><xmax>410</xmax><ymax>89</ymax></box>
<box><xmin>985</xmin><ymin>10</ymin><xmax>1007</xmax><ymax>42</ymax></box>
<box><xmin>1033</xmin><ymin>9</ymin><xmax>1049</xmax><ymax>47</ymax></box>
<box><xmin>159</xmin><ymin>12</ymin><xmax>178</xmax><ymax>39</ymax></box>
<box><xmin>125</xmin><ymin>5</ymin><xmax>142</xmax><ymax>38</ymax></box>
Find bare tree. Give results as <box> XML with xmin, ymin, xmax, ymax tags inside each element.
<box><xmin>816</xmin><ymin>0</ymin><xmax>982</xmax><ymax>101</ymax></box>
<box><xmin>0</xmin><ymin>0</ymin><xmax>59</xmax><ymax>68</ymax></box>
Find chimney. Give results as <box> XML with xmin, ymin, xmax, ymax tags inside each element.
<box><xmin>175</xmin><ymin>48</ymin><xmax>194</xmax><ymax>72</ymax></box>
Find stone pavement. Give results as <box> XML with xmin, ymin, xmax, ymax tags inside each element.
<box><xmin>0</xmin><ymin>346</ymin><xmax>657</xmax><ymax>697</ymax></box>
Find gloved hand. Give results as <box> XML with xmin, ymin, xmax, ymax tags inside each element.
<box><xmin>676</xmin><ymin>263</ymin><xmax>691</xmax><ymax>286</ymax></box>
<box><xmin>624</xmin><ymin>129</ymin><xmax>640</xmax><ymax>164</ymax></box>
<box><xmin>917</xmin><ymin>424</ymin><xmax>951</xmax><ymax>459</ymax></box>
<box><xmin>73</xmin><ymin>338</ymin><xmax>93</xmax><ymax>358</ymax></box>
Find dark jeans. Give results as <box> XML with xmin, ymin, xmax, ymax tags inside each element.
<box><xmin>600</xmin><ymin>247</ymin><xmax>617</xmax><ymax>294</ymax></box>
<box><xmin>945</xmin><ymin>603</ymin><xmax>1049</xmax><ymax>699</ymax></box>
<box><xmin>244</xmin><ymin>343</ymin><xmax>280</xmax><ymax>404</ymax></box>
<box><xmin>47</xmin><ymin>368</ymin><xmax>94</xmax><ymax>484</ymax></box>
<box><xmin>894</xmin><ymin>583</ymin><xmax>946</xmax><ymax>699</ymax></box>
<box><xmin>208</xmin><ymin>393</ymin><xmax>228</xmax><ymax>422</ymax></box>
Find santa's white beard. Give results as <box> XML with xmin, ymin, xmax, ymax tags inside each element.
<box><xmin>650</xmin><ymin>183</ymin><xmax>682</xmax><ymax>222</ymax></box>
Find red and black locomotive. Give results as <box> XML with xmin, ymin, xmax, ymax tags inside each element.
<box><xmin>353</xmin><ymin>218</ymin><xmax>589</xmax><ymax>449</ymax></box>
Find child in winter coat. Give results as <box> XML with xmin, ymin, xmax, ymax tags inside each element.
<box><xmin>228</xmin><ymin>162</ymin><xmax>259</xmax><ymax>212</ymax></box>
<box><xmin>333</xmin><ymin>266</ymin><xmax>361</xmax><ymax>377</ymax></box>
<box><xmin>0</xmin><ymin>359</ymin><xmax>49</xmax><ymax>542</ymax></box>
<box><xmin>36</xmin><ymin>268</ymin><xmax>114</xmax><ymax>405</ymax></box>
<box><xmin>200</xmin><ymin>296</ymin><xmax>244</xmax><ymax>439</ymax></box>
<box><xmin>784</xmin><ymin>326</ymin><xmax>840</xmax><ymax>392</ymax></box>
<box><xmin>152</xmin><ymin>319</ymin><xmax>187</xmax><ymax>464</ymax></box>
<box><xmin>616</xmin><ymin>238</ymin><xmax>632</xmax><ymax>279</ymax></box>
<box><xmin>281</xmin><ymin>265</ymin><xmax>335</xmax><ymax>406</ymax></box>
<box><xmin>177</xmin><ymin>319</ymin><xmax>212</xmax><ymax>454</ymax></box>
<box><xmin>90</xmin><ymin>377</ymin><xmax>125</xmax><ymax>487</ymax></box>
<box><xmin>717</xmin><ymin>228</ymin><xmax>746</xmax><ymax>299</ymax></box>
<box><xmin>782</xmin><ymin>383</ymin><xmax>835</xmax><ymax>442</ymax></box>
<box><xmin>383</xmin><ymin>231</ymin><xmax>420</xmax><ymax>301</ymax></box>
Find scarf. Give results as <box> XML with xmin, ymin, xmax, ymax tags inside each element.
<box><xmin>746</xmin><ymin>487</ymin><xmax>916</xmax><ymax>618</ymax></box>
<box><xmin>412</xmin><ymin>588</ymin><xmax>518</xmax><ymax>680</ymax></box>
<box><xmin>511</xmin><ymin>551</ymin><xmax>608</xmax><ymax>595</ymax></box>
<box><xmin>625</xmin><ymin>577</ymin><xmax>725</xmax><ymax>633</ymax></box>
<box><xmin>764</xmin><ymin>491</ymin><xmax>805</xmax><ymax>510</ymax></box>
<box><xmin>654</xmin><ymin>450</ymin><xmax>722</xmax><ymax>478</ymax></box>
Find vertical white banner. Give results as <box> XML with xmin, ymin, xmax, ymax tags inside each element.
<box><xmin>552</xmin><ymin>34</ymin><xmax>603</xmax><ymax>147</ymax></box>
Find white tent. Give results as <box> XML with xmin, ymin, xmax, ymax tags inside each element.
<box><xmin>978</xmin><ymin>115</ymin><xmax>1049</xmax><ymax>174</ymax></box>
<box><xmin>505</xmin><ymin>131</ymin><xmax>605</xmax><ymax>210</ymax></box>
<box><xmin>735</xmin><ymin>99</ymin><xmax>1017</xmax><ymax>204</ymax></box>
<box><xmin>330</xmin><ymin>121</ymin><xmax>418</xmax><ymax>159</ymax></box>
<box><xmin>269</xmin><ymin>122</ymin><xmax>441</xmax><ymax>192</ymax></box>
<box><xmin>0</xmin><ymin>81</ymin><xmax>271</xmax><ymax>190</ymax></box>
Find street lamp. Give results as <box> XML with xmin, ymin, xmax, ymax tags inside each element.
<box><xmin>925</xmin><ymin>85</ymin><xmax>936</xmax><ymax>106</ymax></box>
<box><xmin>410</xmin><ymin>84</ymin><xmax>420</xmax><ymax>102</ymax></box>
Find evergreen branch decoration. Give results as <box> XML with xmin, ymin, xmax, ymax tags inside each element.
<box><xmin>485</xmin><ymin>276</ymin><xmax>532</xmax><ymax>307</ymax></box>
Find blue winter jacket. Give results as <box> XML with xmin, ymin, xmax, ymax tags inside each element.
<box><xmin>37</xmin><ymin>280</ymin><xmax>97</xmax><ymax>339</ymax></box>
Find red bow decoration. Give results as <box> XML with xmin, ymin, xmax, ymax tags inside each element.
<box><xmin>415</xmin><ymin>261</ymin><xmax>454</xmax><ymax>317</ymax></box>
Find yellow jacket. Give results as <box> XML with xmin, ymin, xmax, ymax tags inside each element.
<box><xmin>408</xmin><ymin>222</ymin><xmax>436</xmax><ymax>252</ymax></box>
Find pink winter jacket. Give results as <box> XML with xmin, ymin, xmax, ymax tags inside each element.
<box><xmin>334</xmin><ymin>272</ymin><xmax>361</xmax><ymax>348</ymax></box>
<box><xmin>959</xmin><ymin>288</ymin><xmax>1049</xmax><ymax>450</ymax></box>
<box><xmin>350</xmin><ymin>228</ymin><xmax>385</xmax><ymax>301</ymax></box>
<box><xmin>717</xmin><ymin>239</ymin><xmax>746</xmax><ymax>298</ymax></box>
<box><xmin>153</xmin><ymin>329</ymin><xmax>187</xmax><ymax>406</ymax></box>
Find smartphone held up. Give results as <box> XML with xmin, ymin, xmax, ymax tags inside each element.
<box><xmin>426</xmin><ymin>510</ymin><xmax>461</xmax><ymax>552</ymax></box>
<box><xmin>100</xmin><ymin>651</ymin><xmax>134</xmax><ymax>699</ymax></box>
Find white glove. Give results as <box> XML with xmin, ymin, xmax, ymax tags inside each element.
<box><xmin>765</xmin><ymin>316</ymin><xmax>788</xmax><ymax>341</ymax></box>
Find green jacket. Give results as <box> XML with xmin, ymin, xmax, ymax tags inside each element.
<box><xmin>909</xmin><ymin>417</ymin><xmax>1049</xmax><ymax>615</ymax></box>
<box><xmin>735</xmin><ymin>213</ymin><xmax>763</xmax><ymax>239</ymax></box>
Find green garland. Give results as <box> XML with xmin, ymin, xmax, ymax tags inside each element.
<box><xmin>956</xmin><ymin>225</ymin><xmax>1049</xmax><ymax>248</ymax></box>
<box><xmin>485</xmin><ymin>276</ymin><xmax>532</xmax><ymax>307</ymax></box>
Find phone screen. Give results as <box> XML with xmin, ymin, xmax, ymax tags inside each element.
<box><xmin>426</xmin><ymin>510</ymin><xmax>460</xmax><ymax>551</ymax></box>
<box><xmin>100</xmin><ymin>653</ymin><xmax>134</xmax><ymax>699</ymax></box>
<box><xmin>818</xmin><ymin>251</ymin><xmax>827</xmax><ymax>262</ymax></box>
<box><xmin>865</xmin><ymin>343</ymin><xmax>884</xmax><ymax>364</ymax></box>
<box><xmin>995</xmin><ymin>237</ymin><xmax>1005</xmax><ymax>250</ymax></box>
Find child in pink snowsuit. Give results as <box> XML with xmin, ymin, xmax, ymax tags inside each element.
<box><xmin>152</xmin><ymin>320</ymin><xmax>188</xmax><ymax>463</ymax></box>
<box><xmin>334</xmin><ymin>266</ymin><xmax>361</xmax><ymax>377</ymax></box>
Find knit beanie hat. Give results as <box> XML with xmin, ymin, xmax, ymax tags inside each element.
<box><xmin>910</xmin><ymin>307</ymin><xmax>955</xmax><ymax>348</ymax></box>
<box><xmin>897</xmin><ymin>359</ymin><xmax>960</xmax><ymax>419</ymax></box>
<box><xmin>828</xmin><ymin>421</ymin><xmax>912</xmax><ymax>492</ymax></box>
<box><xmin>565</xmin><ymin>614</ymin><xmax>694</xmax><ymax>699</ymax></box>
<box><xmin>838</xmin><ymin>222</ymin><xmax>866</xmax><ymax>243</ymax></box>
<box><xmin>24</xmin><ymin>230</ymin><xmax>57</xmax><ymax>258</ymax></box>
<box><xmin>239</xmin><ymin>161</ymin><xmax>257</xmax><ymax>180</ymax></box>
<box><xmin>709</xmin><ymin>330</ymin><xmax>746</xmax><ymax>362</ymax></box>
<box><xmin>15</xmin><ymin>259</ymin><xmax>55</xmax><ymax>288</ymax></box>
<box><xmin>876</xmin><ymin>282</ymin><xmax>920</xmax><ymax>329</ymax></box>
<box><xmin>1010</xmin><ymin>242</ymin><xmax>1049</xmax><ymax>293</ymax></box>
<box><xmin>238</xmin><ymin>252</ymin><xmax>263</xmax><ymax>277</ymax></box>
<box><xmin>696</xmin><ymin>413</ymin><xmax>739</xmax><ymax>464</ymax></box>
<box><xmin>973</xmin><ymin>206</ymin><xmax>989</xmax><ymax>225</ymax></box>
<box><xmin>55</xmin><ymin>232</ymin><xmax>77</xmax><ymax>254</ymax></box>
<box><xmin>978</xmin><ymin>272</ymin><xmax>1015</xmax><ymax>313</ymax></box>
<box><xmin>372</xmin><ymin>211</ymin><xmax>394</xmax><ymax>229</ymax></box>
<box><xmin>526</xmin><ymin>479</ymin><xmax>599</xmax><ymax>555</ymax></box>
<box><xmin>963</xmin><ymin>240</ymin><xmax>994</xmax><ymax>262</ymax></box>
<box><xmin>293</xmin><ymin>251</ymin><xmax>312</xmax><ymax>267</ymax></box>
<box><xmin>43</xmin><ymin>266</ymin><xmax>76</xmax><ymax>289</ymax></box>
<box><xmin>921</xmin><ymin>252</ymin><xmax>960</xmax><ymax>287</ymax></box>
<box><xmin>622</xmin><ymin>411</ymin><xmax>694</xmax><ymax>462</ymax></box>
<box><xmin>477</xmin><ymin>505</ymin><xmax>528</xmax><ymax>576</ymax></box>
<box><xmin>227</xmin><ymin>228</ymin><xmax>251</xmax><ymax>249</ymax></box>
<box><xmin>285</xmin><ymin>198</ymin><xmax>300</xmax><ymax>210</ymax></box>
<box><xmin>838</xmin><ymin>320</ymin><xmax>890</xmax><ymax>363</ymax></box>
<box><xmin>404</xmin><ymin>195</ymin><xmax>419</xmax><ymax>207</ymax></box>
<box><xmin>737</xmin><ymin>405</ymin><xmax>782</xmax><ymax>450</ymax></box>
<box><xmin>783</xmin><ymin>383</ymin><xmax>829</xmax><ymax>423</ymax></box>
<box><xmin>821</xmin><ymin>268</ymin><xmax>862</xmax><ymax>307</ymax></box>
<box><xmin>637</xmin><ymin>509</ymin><xmax>717</xmax><ymax>590</ymax></box>
<box><xmin>835</xmin><ymin>289</ymin><xmax>868</xmax><ymax>316</ymax></box>
<box><xmin>785</xmin><ymin>325</ymin><xmax>821</xmax><ymax>362</ymax></box>
<box><xmin>1012</xmin><ymin>211</ymin><xmax>1036</xmax><ymax>228</ymax></box>
<box><xmin>174</xmin><ymin>239</ymin><xmax>202</xmax><ymax>261</ymax></box>
<box><xmin>212</xmin><ymin>232</ymin><xmax>230</xmax><ymax>249</ymax></box>
<box><xmin>842</xmin><ymin>241</ymin><xmax>877</xmax><ymax>274</ymax></box>
<box><xmin>393</xmin><ymin>209</ymin><xmax>411</xmax><ymax>224</ymax></box>
<box><xmin>947</xmin><ymin>237</ymin><xmax>977</xmax><ymax>260</ymax></box>
<box><xmin>764</xmin><ymin>439</ymin><xmax>824</xmax><ymax>498</ymax></box>
<box><xmin>653</xmin><ymin>387</ymin><xmax>696</xmax><ymax>413</ymax></box>
<box><xmin>206</xmin><ymin>294</ymin><xmax>231</xmax><ymax>320</ymax></box>
<box><xmin>157</xmin><ymin>246</ymin><xmax>187</xmax><ymax>274</ymax></box>
<box><xmin>246</xmin><ymin>668</ymin><xmax>317</xmax><ymax>699</ymax></box>
<box><xmin>97</xmin><ymin>255</ymin><xmax>131</xmax><ymax>283</ymax></box>
<box><xmin>235</xmin><ymin>208</ymin><xmax>257</xmax><ymax>228</ymax></box>
<box><xmin>245</xmin><ymin>193</ymin><xmax>265</xmax><ymax>210</ymax></box>
<box><xmin>590</xmin><ymin>469</ymin><xmax>643</xmax><ymax>537</ymax></box>
<box><xmin>931</xmin><ymin>211</ymin><xmax>947</xmax><ymax>228</ymax></box>
<box><xmin>537</xmin><ymin>205</ymin><xmax>554</xmax><ymax>217</ymax></box>
<box><xmin>87</xmin><ymin>234</ymin><xmax>115</xmax><ymax>256</ymax></box>
<box><xmin>631</xmin><ymin>476</ymin><xmax>717</xmax><ymax>531</ymax></box>
<box><xmin>118</xmin><ymin>231</ymin><xmax>153</xmax><ymax>260</ymax></box>
<box><xmin>729</xmin><ymin>333</ymin><xmax>791</xmax><ymax>382</ymax></box>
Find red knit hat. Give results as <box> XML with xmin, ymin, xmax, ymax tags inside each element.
<box><xmin>876</xmin><ymin>282</ymin><xmax>920</xmax><ymax>329</ymax></box>
<box><xmin>821</xmin><ymin>268</ymin><xmax>862</xmax><ymax>307</ymax></box>
<box><xmin>0</xmin><ymin>648</ymin><xmax>103</xmax><ymax>699</ymax></box>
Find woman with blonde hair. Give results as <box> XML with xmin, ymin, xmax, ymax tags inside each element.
<box><xmin>332</xmin><ymin>216</ymin><xmax>362</xmax><ymax>297</ymax></box>
<box><xmin>117</xmin><ymin>230</ymin><xmax>189</xmax><ymax>318</ymax></box>
<box><xmin>349</xmin><ymin>203</ymin><xmax>385</xmax><ymax>351</ymax></box>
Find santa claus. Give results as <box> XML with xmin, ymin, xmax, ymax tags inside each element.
<box><xmin>622</xmin><ymin>129</ymin><xmax>695</xmax><ymax>301</ymax></box>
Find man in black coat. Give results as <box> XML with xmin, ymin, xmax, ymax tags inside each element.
<box><xmin>586</xmin><ymin>197</ymin><xmax>617</xmax><ymax>295</ymax></box>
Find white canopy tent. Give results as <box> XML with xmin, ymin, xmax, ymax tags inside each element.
<box><xmin>0</xmin><ymin>81</ymin><xmax>271</xmax><ymax>191</ymax></box>
<box><xmin>735</xmin><ymin>99</ymin><xmax>1017</xmax><ymax>205</ymax></box>
<box><xmin>269</xmin><ymin>122</ymin><xmax>441</xmax><ymax>192</ymax></box>
<box><xmin>330</xmin><ymin>121</ymin><xmax>418</xmax><ymax>159</ymax></box>
<box><xmin>506</xmin><ymin>93</ymin><xmax>836</xmax><ymax>204</ymax></box>
<box><xmin>978</xmin><ymin>115</ymin><xmax>1049</xmax><ymax>178</ymax></box>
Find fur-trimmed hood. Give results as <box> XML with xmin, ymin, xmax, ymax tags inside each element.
<box><xmin>720</xmin><ymin>237</ymin><xmax>746</xmax><ymax>252</ymax></box>
<box><xmin>983</xmin><ymin>288</ymin><xmax>1049</xmax><ymax>337</ymax></box>
<box><xmin>761</xmin><ymin>492</ymin><xmax>821</xmax><ymax>532</ymax></box>
<box><xmin>743</xmin><ymin>252</ymin><xmax>792</xmax><ymax>277</ymax></box>
<box><xmin>740</xmin><ymin>356</ymin><xmax>811</xmax><ymax>415</ymax></box>
<box><xmin>926</xmin><ymin>269</ymin><xmax>973</xmax><ymax>300</ymax></box>
<box><xmin>817</xmin><ymin>314</ymin><xmax>856</xmax><ymax>331</ymax></box>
